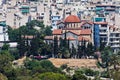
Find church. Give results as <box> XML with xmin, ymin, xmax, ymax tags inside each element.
<box><xmin>45</xmin><ymin>15</ymin><xmax>93</xmax><ymax>48</ymax></box>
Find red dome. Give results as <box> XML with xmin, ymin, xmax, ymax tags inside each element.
<box><xmin>64</xmin><ymin>15</ymin><xmax>80</xmax><ymax>23</ymax></box>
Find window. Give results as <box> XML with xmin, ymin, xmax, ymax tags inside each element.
<box><xmin>41</xmin><ymin>13</ymin><xmax>44</xmax><ymax>15</ymax></box>
<box><xmin>116</xmin><ymin>34</ymin><xmax>119</xmax><ymax>37</ymax></box>
<box><xmin>52</xmin><ymin>21</ymin><xmax>55</xmax><ymax>23</ymax></box>
<box><xmin>52</xmin><ymin>24</ymin><xmax>55</xmax><ymax>26</ymax></box>
<box><xmin>58</xmin><ymin>16</ymin><xmax>60</xmax><ymax>19</ymax></box>
<box><xmin>110</xmin><ymin>39</ymin><xmax>113</xmax><ymax>41</ymax></box>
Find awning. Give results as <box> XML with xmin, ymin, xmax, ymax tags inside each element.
<box><xmin>0</xmin><ymin>22</ymin><xmax>6</xmax><ymax>26</ymax></box>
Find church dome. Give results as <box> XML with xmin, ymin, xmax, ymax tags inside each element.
<box><xmin>64</xmin><ymin>15</ymin><xmax>80</xmax><ymax>23</ymax></box>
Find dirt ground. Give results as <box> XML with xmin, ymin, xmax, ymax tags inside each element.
<box><xmin>49</xmin><ymin>58</ymin><xmax>98</xmax><ymax>69</ymax></box>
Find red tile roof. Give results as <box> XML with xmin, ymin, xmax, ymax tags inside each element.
<box><xmin>68</xmin><ymin>30</ymin><xmax>81</xmax><ymax>35</ymax></box>
<box><xmin>94</xmin><ymin>22</ymin><xmax>108</xmax><ymax>25</ymax></box>
<box><xmin>21</xmin><ymin>35</ymin><xmax>34</xmax><ymax>39</ymax></box>
<box><xmin>81</xmin><ymin>21</ymin><xmax>93</xmax><ymax>26</ymax></box>
<box><xmin>64</xmin><ymin>15</ymin><xmax>80</xmax><ymax>23</ymax></box>
<box><xmin>57</xmin><ymin>21</ymin><xmax>64</xmax><ymax>25</ymax></box>
<box><xmin>80</xmin><ymin>29</ymin><xmax>91</xmax><ymax>35</ymax></box>
<box><xmin>52</xmin><ymin>29</ymin><xmax>62</xmax><ymax>35</ymax></box>
<box><xmin>78</xmin><ymin>36</ymin><xmax>89</xmax><ymax>41</ymax></box>
<box><xmin>67</xmin><ymin>29</ymin><xmax>91</xmax><ymax>35</ymax></box>
<box><xmin>67</xmin><ymin>36</ymin><xmax>76</xmax><ymax>40</ymax></box>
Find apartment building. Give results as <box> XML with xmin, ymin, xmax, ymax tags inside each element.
<box><xmin>0</xmin><ymin>21</ymin><xmax>9</xmax><ymax>42</ymax></box>
<box><xmin>93</xmin><ymin>17</ymin><xmax>109</xmax><ymax>48</ymax></box>
<box><xmin>108</xmin><ymin>27</ymin><xmax>120</xmax><ymax>53</ymax></box>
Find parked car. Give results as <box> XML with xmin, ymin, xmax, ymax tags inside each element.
<box><xmin>33</xmin><ymin>55</ymin><xmax>48</xmax><ymax>60</ymax></box>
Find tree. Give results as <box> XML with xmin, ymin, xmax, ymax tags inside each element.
<box><xmin>39</xmin><ymin>60</ymin><xmax>59</xmax><ymax>72</ymax></box>
<box><xmin>14</xmin><ymin>20</ymin><xmax>49</xmax><ymax>57</ymax></box>
<box><xmin>100</xmin><ymin>47</ymin><xmax>113</xmax><ymax>68</ymax></box>
<box><xmin>35</xmin><ymin>72</ymin><xmax>68</xmax><ymax>80</ymax></box>
<box><xmin>86</xmin><ymin>42</ymin><xmax>94</xmax><ymax>57</ymax></box>
<box><xmin>29</xmin><ymin>37</ymin><xmax>40</xmax><ymax>56</ymax></box>
<box><xmin>109</xmin><ymin>52</ymin><xmax>120</xmax><ymax>70</ymax></box>
<box><xmin>111</xmin><ymin>70</ymin><xmax>120</xmax><ymax>80</ymax></box>
<box><xmin>8</xmin><ymin>26</ymin><xmax>20</xmax><ymax>41</ymax></box>
<box><xmin>71</xmin><ymin>44</ymin><xmax>77</xmax><ymax>58</ymax></box>
<box><xmin>63</xmin><ymin>31</ymin><xmax>68</xmax><ymax>48</ymax></box>
<box><xmin>72</xmin><ymin>72</ymin><xmax>87</xmax><ymax>80</ymax></box>
<box><xmin>98</xmin><ymin>46</ymin><xmax>113</xmax><ymax>78</ymax></box>
<box><xmin>25</xmin><ymin>59</ymin><xmax>61</xmax><ymax>74</ymax></box>
<box><xmin>0</xmin><ymin>73</ymin><xmax>8</xmax><ymax>80</ymax></box>
<box><xmin>0</xmin><ymin>51</ymin><xmax>14</xmax><ymax>72</ymax></box>
<box><xmin>53</xmin><ymin>36</ymin><xmax>58</xmax><ymax>57</ymax></box>
<box><xmin>99</xmin><ymin>40</ymin><xmax>106</xmax><ymax>51</ymax></box>
<box><xmin>61</xmin><ymin>47</ymin><xmax>70</xmax><ymax>58</ymax></box>
<box><xmin>1</xmin><ymin>44</ymin><xmax>10</xmax><ymax>51</ymax></box>
<box><xmin>0</xmin><ymin>51</ymin><xmax>16</xmax><ymax>80</ymax></box>
<box><xmin>80</xmin><ymin>39</ymin><xmax>87</xmax><ymax>58</ymax></box>
<box><xmin>17</xmin><ymin>38</ymin><xmax>27</xmax><ymax>57</ymax></box>
<box><xmin>110</xmin><ymin>54</ymin><xmax>119</xmax><ymax>70</ymax></box>
<box><xmin>77</xmin><ymin>44</ymin><xmax>82</xmax><ymax>58</ymax></box>
<box><xmin>9</xmin><ymin>48</ymin><xmax>20</xmax><ymax>60</ymax></box>
<box><xmin>26</xmin><ymin>20</ymin><xmax>44</xmax><ymax>29</ymax></box>
<box><xmin>43</xmin><ymin>26</ymin><xmax>52</xmax><ymax>36</ymax></box>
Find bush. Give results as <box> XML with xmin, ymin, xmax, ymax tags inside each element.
<box><xmin>0</xmin><ymin>73</ymin><xmax>8</xmax><ymax>80</ymax></box>
<box><xmin>25</xmin><ymin>59</ymin><xmax>62</xmax><ymax>74</ymax></box>
<box><xmin>60</xmin><ymin>64</ymin><xmax>68</xmax><ymax>70</ymax></box>
<box><xmin>84</xmin><ymin>68</ymin><xmax>96</xmax><ymax>76</ymax></box>
<box><xmin>35</xmin><ymin>72</ymin><xmax>68</xmax><ymax>80</ymax></box>
<box><xmin>72</xmin><ymin>73</ymin><xmax>87</xmax><ymax>80</ymax></box>
<box><xmin>101</xmin><ymin>71</ymin><xmax>110</xmax><ymax>78</ymax></box>
<box><xmin>9</xmin><ymin>48</ymin><xmax>20</xmax><ymax>60</ymax></box>
<box><xmin>75</xmin><ymin>68</ymin><xmax>86</xmax><ymax>74</ymax></box>
<box><xmin>39</xmin><ymin>60</ymin><xmax>61</xmax><ymax>73</ymax></box>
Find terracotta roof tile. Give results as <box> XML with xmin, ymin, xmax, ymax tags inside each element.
<box><xmin>68</xmin><ymin>30</ymin><xmax>81</xmax><ymax>35</ymax></box>
<box><xmin>64</xmin><ymin>15</ymin><xmax>80</xmax><ymax>23</ymax></box>
<box><xmin>67</xmin><ymin>36</ymin><xmax>76</xmax><ymax>40</ymax></box>
<box><xmin>80</xmin><ymin>29</ymin><xmax>91</xmax><ymax>35</ymax></box>
<box><xmin>57</xmin><ymin>21</ymin><xmax>64</xmax><ymax>25</ymax></box>
<box><xmin>67</xmin><ymin>29</ymin><xmax>91</xmax><ymax>35</ymax></box>
<box><xmin>52</xmin><ymin>29</ymin><xmax>62</xmax><ymax>35</ymax></box>
<box><xmin>78</xmin><ymin>36</ymin><xmax>89</xmax><ymax>41</ymax></box>
<box><xmin>81</xmin><ymin>21</ymin><xmax>93</xmax><ymax>26</ymax></box>
<box><xmin>21</xmin><ymin>35</ymin><xmax>34</xmax><ymax>39</ymax></box>
<box><xmin>94</xmin><ymin>22</ymin><xmax>108</xmax><ymax>25</ymax></box>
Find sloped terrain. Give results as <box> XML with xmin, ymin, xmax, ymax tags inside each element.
<box><xmin>49</xmin><ymin>58</ymin><xmax>97</xmax><ymax>69</ymax></box>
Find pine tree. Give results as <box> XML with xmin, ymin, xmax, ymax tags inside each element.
<box><xmin>53</xmin><ymin>36</ymin><xmax>58</xmax><ymax>58</ymax></box>
<box><xmin>71</xmin><ymin>44</ymin><xmax>77</xmax><ymax>58</ymax></box>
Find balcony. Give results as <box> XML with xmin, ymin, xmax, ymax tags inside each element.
<box><xmin>99</xmin><ymin>27</ymin><xmax>107</xmax><ymax>29</ymax></box>
<box><xmin>109</xmin><ymin>40</ymin><xmax>120</xmax><ymax>43</ymax></box>
<box><xmin>99</xmin><ymin>32</ymin><xmax>107</xmax><ymax>35</ymax></box>
<box><xmin>111</xmin><ymin>45</ymin><xmax>120</xmax><ymax>48</ymax></box>
<box><xmin>109</xmin><ymin>36</ymin><xmax>120</xmax><ymax>38</ymax></box>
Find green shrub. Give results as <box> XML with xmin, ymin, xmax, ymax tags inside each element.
<box><xmin>72</xmin><ymin>73</ymin><xmax>87</xmax><ymax>80</ymax></box>
<box><xmin>60</xmin><ymin>64</ymin><xmax>68</xmax><ymax>70</ymax></box>
<box><xmin>85</xmin><ymin>68</ymin><xmax>95</xmax><ymax>76</ymax></box>
<box><xmin>75</xmin><ymin>68</ymin><xmax>86</xmax><ymax>74</ymax></box>
<box><xmin>35</xmin><ymin>72</ymin><xmax>68</xmax><ymax>80</ymax></box>
<box><xmin>101</xmin><ymin>71</ymin><xmax>110</xmax><ymax>78</ymax></box>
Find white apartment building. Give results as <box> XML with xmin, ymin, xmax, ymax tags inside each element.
<box><xmin>0</xmin><ymin>21</ymin><xmax>9</xmax><ymax>42</ymax></box>
<box><xmin>108</xmin><ymin>27</ymin><xmax>120</xmax><ymax>53</ymax></box>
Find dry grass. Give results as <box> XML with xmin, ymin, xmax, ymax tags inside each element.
<box><xmin>13</xmin><ymin>56</ymin><xmax>26</xmax><ymax>66</ymax></box>
<box><xmin>49</xmin><ymin>58</ymin><xmax>98</xmax><ymax>69</ymax></box>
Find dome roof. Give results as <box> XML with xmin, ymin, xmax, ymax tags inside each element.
<box><xmin>64</xmin><ymin>15</ymin><xmax>80</xmax><ymax>23</ymax></box>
